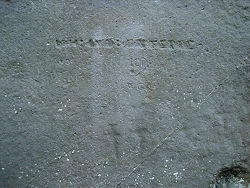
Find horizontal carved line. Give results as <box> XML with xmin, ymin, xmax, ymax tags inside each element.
<box><xmin>55</xmin><ymin>38</ymin><xmax>195</xmax><ymax>50</ymax></box>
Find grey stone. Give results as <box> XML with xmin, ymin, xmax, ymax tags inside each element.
<box><xmin>0</xmin><ymin>0</ymin><xmax>249</xmax><ymax>187</ymax></box>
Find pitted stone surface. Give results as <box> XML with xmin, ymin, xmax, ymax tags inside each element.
<box><xmin>0</xmin><ymin>0</ymin><xmax>249</xmax><ymax>187</ymax></box>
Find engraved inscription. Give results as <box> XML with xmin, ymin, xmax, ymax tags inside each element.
<box><xmin>130</xmin><ymin>57</ymin><xmax>151</xmax><ymax>76</ymax></box>
<box><xmin>55</xmin><ymin>38</ymin><xmax>195</xmax><ymax>50</ymax></box>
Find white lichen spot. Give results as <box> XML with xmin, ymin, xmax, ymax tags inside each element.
<box><xmin>66</xmin><ymin>158</ymin><xmax>69</xmax><ymax>161</ymax></box>
<box><xmin>58</xmin><ymin>109</ymin><xmax>63</xmax><ymax>112</ymax></box>
<box><xmin>173</xmin><ymin>172</ymin><xmax>178</xmax><ymax>177</ymax></box>
<box><xmin>149</xmin><ymin>177</ymin><xmax>155</xmax><ymax>180</ymax></box>
<box><xmin>98</xmin><ymin>174</ymin><xmax>101</xmax><ymax>177</ymax></box>
<box><xmin>1</xmin><ymin>168</ymin><xmax>5</xmax><ymax>171</ymax></box>
<box><xmin>173</xmin><ymin>172</ymin><xmax>182</xmax><ymax>180</ymax></box>
<box><xmin>71</xmin><ymin>150</ymin><xmax>75</xmax><ymax>154</ymax></box>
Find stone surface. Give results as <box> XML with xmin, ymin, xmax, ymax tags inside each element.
<box><xmin>0</xmin><ymin>0</ymin><xmax>249</xmax><ymax>187</ymax></box>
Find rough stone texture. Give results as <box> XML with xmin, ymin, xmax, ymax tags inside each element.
<box><xmin>0</xmin><ymin>0</ymin><xmax>249</xmax><ymax>187</ymax></box>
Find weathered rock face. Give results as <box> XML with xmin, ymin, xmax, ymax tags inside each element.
<box><xmin>0</xmin><ymin>0</ymin><xmax>249</xmax><ymax>187</ymax></box>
